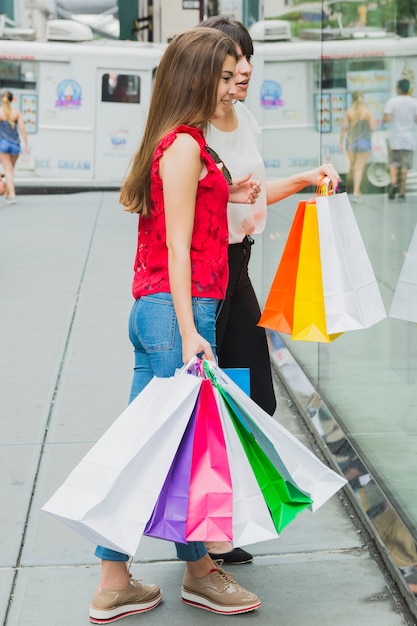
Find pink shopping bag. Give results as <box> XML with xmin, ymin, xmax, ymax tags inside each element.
<box><xmin>186</xmin><ymin>379</ymin><xmax>233</xmax><ymax>541</ymax></box>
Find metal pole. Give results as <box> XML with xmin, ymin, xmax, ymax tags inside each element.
<box><xmin>199</xmin><ymin>0</ymin><xmax>208</xmax><ymax>22</ymax></box>
<box><xmin>242</xmin><ymin>0</ymin><xmax>247</xmax><ymax>26</ymax></box>
<box><xmin>148</xmin><ymin>0</ymin><xmax>153</xmax><ymax>41</ymax></box>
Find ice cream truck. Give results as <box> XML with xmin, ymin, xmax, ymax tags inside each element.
<box><xmin>1</xmin><ymin>19</ymin><xmax>417</xmax><ymax>190</ymax></box>
<box><xmin>0</xmin><ymin>21</ymin><xmax>165</xmax><ymax>188</ymax></box>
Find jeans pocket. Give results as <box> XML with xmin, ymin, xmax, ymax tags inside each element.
<box><xmin>193</xmin><ymin>298</ymin><xmax>217</xmax><ymax>349</ymax></box>
<box><xmin>129</xmin><ymin>295</ymin><xmax>177</xmax><ymax>352</ymax></box>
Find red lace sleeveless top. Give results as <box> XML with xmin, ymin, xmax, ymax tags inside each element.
<box><xmin>132</xmin><ymin>125</ymin><xmax>229</xmax><ymax>300</ymax></box>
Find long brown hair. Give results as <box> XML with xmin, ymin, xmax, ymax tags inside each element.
<box><xmin>120</xmin><ymin>28</ymin><xmax>237</xmax><ymax>215</ymax></box>
<box><xmin>1</xmin><ymin>91</ymin><xmax>15</xmax><ymax>128</ymax></box>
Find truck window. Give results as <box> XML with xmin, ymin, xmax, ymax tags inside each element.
<box><xmin>101</xmin><ymin>73</ymin><xmax>140</xmax><ymax>103</ymax></box>
<box><xmin>0</xmin><ymin>60</ymin><xmax>37</xmax><ymax>90</ymax></box>
<box><xmin>317</xmin><ymin>59</ymin><xmax>347</xmax><ymax>90</ymax></box>
<box><xmin>315</xmin><ymin>57</ymin><xmax>387</xmax><ymax>90</ymax></box>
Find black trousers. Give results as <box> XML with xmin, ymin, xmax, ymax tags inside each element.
<box><xmin>216</xmin><ymin>236</ymin><xmax>276</xmax><ymax>416</ymax></box>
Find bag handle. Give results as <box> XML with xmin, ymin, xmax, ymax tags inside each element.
<box><xmin>316</xmin><ymin>175</ymin><xmax>333</xmax><ymax>197</ymax></box>
<box><xmin>177</xmin><ymin>356</ymin><xmax>213</xmax><ymax>378</ymax></box>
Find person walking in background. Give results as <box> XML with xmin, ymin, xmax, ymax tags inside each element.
<box><xmin>89</xmin><ymin>28</ymin><xmax>262</xmax><ymax>624</ymax></box>
<box><xmin>0</xmin><ymin>90</ymin><xmax>29</xmax><ymax>205</ymax></box>
<box><xmin>383</xmin><ymin>78</ymin><xmax>417</xmax><ymax>201</ymax></box>
<box><xmin>200</xmin><ymin>15</ymin><xmax>339</xmax><ymax>566</ymax></box>
<box><xmin>339</xmin><ymin>91</ymin><xmax>375</xmax><ymax>202</ymax></box>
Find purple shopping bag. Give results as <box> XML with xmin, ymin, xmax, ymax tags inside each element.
<box><xmin>143</xmin><ymin>404</ymin><xmax>197</xmax><ymax>543</ymax></box>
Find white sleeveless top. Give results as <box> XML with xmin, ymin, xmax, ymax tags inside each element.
<box><xmin>206</xmin><ymin>101</ymin><xmax>267</xmax><ymax>244</ymax></box>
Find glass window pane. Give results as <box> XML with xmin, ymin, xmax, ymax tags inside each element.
<box><xmin>101</xmin><ymin>73</ymin><xmax>140</xmax><ymax>103</ymax></box>
<box><xmin>0</xmin><ymin>60</ymin><xmax>37</xmax><ymax>89</ymax></box>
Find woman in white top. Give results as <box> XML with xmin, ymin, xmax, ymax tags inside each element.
<box><xmin>203</xmin><ymin>16</ymin><xmax>339</xmax><ymax>413</ymax></box>
<box><xmin>201</xmin><ymin>16</ymin><xmax>340</xmax><ymax>564</ymax></box>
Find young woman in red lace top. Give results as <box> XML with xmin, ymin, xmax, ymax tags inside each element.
<box><xmin>89</xmin><ymin>28</ymin><xmax>262</xmax><ymax>624</ymax></box>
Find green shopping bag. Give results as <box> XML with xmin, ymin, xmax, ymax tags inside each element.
<box><xmin>218</xmin><ymin>387</ymin><xmax>312</xmax><ymax>533</ymax></box>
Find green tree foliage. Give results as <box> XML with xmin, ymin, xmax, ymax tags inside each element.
<box><xmin>396</xmin><ymin>0</ymin><xmax>417</xmax><ymax>19</ymax></box>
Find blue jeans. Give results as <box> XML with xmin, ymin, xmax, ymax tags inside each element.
<box><xmin>95</xmin><ymin>292</ymin><xmax>218</xmax><ymax>563</ymax></box>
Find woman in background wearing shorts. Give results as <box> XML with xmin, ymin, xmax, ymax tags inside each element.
<box><xmin>340</xmin><ymin>91</ymin><xmax>376</xmax><ymax>202</ymax></box>
<box><xmin>0</xmin><ymin>90</ymin><xmax>29</xmax><ymax>205</ymax></box>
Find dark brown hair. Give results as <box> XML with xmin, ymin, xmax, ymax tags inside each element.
<box><xmin>397</xmin><ymin>78</ymin><xmax>410</xmax><ymax>94</ymax></box>
<box><xmin>198</xmin><ymin>16</ymin><xmax>254</xmax><ymax>58</ymax></box>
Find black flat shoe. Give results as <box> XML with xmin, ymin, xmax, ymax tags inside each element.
<box><xmin>208</xmin><ymin>547</ymin><xmax>253</xmax><ymax>564</ymax></box>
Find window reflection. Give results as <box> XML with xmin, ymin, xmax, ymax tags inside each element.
<box><xmin>268</xmin><ymin>333</ymin><xmax>417</xmax><ymax>600</ymax></box>
<box><xmin>258</xmin><ymin>3</ymin><xmax>417</xmax><ymax>613</ymax></box>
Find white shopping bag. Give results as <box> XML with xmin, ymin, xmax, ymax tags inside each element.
<box><xmin>214</xmin><ymin>387</ymin><xmax>279</xmax><ymax>547</ymax></box>
<box><xmin>207</xmin><ymin>362</ymin><xmax>346</xmax><ymax>512</ymax></box>
<box><xmin>16</xmin><ymin>153</ymin><xmax>36</xmax><ymax>171</ymax></box>
<box><xmin>389</xmin><ymin>223</ymin><xmax>417</xmax><ymax>323</ymax></box>
<box><xmin>42</xmin><ymin>373</ymin><xmax>202</xmax><ymax>556</ymax></box>
<box><xmin>316</xmin><ymin>192</ymin><xmax>386</xmax><ymax>334</ymax></box>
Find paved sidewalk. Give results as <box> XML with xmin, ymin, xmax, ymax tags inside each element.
<box><xmin>0</xmin><ymin>191</ymin><xmax>412</xmax><ymax>625</ymax></box>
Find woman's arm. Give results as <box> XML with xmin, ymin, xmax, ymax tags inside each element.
<box><xmin>16</xmin><ymin>112</ymin><xmax>29</xmax><ymax>152</ymax></box>
<box><xmin>161</xmin><ymin>132</ymin><xmax>215</xmax><ymax>364</ymax></box>
<box><xmin>368</xmin><ymin>108</ymin><xmax>377</xmax><ymax>132</ymax></box>
<box><xmin>265</xmin><ymin>163</ymin><xmax>340</xmax><ymax>205</ymax></box>
<box><xmin>339</xmin><ymin>110</ymin><xmax>350</xmax><ymax>153</ymax></box>
<box><xmin>229</xmin><ymin>173</ymin><xmax>260</xmax><ymax>204</ymax></box>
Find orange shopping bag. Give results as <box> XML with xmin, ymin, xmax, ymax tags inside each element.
<box><xmin>291</xmin><ymin>200</ymin><xmax>342</xmax><ymax>343</ymax></box>
<box><xmin>258</xmin><ymin>201</ymin><xmax>306</xmax><ymax>334</ymax></box>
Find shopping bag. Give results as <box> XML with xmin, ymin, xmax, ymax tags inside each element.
<box><xmin>144</xmin><ymin>371</ymin><xmax>248</xmax><ymax>543</ymax></box>
<box><xmin>389</xmin><ymin>223</ymin><xmax>417</xmax><ymax>323</ymax></box>
<box><xmin>316</xmin><ymin>192</ymin><xmax>386</xmax><ymax>333</ymax></box>
<box><xmin>260</xmin><ymin>180</ymin><xmax>385</xmax><ymax>342</ymax></box>
<box><xmin>219</xmin><ymin>386</ymin><xmax>313</xmax><ymax>533</ymax></box>
<box><xmin>206</xmin><ymin>361</ymin><xmax>347</xmax><ymax>512</ymax></box>
<box><xmin>42</xmin><ymin>373</ymin><xmax>202</xmax><ymax>556</ymax></box>
<box><xmin>143</xmin><ymin>404</ymin><xmax>197</xmax><ymax>543</ymax></box>
<box><xmin>214</xmin><ymin>386</ymin><xmax>280</xmax><ymax>546</ymax></box>
<box><xmin>258</xmin><ymin>201</ymin><xmax>306</xmax><ymax>334</ymax></box>
<box><xmin>223</xmin><ymin>368</ymin><xmax>250</xmax><ymax>396</ymax></box>
<box><xmin>291</xmin><ymin>200</ymin><xmax>341</xmax><ymax>342</ymax></box>
<box><xmin>186</xmin><ymin>379</ymin><xmax>233</xmax><ymax>541</ymax></box>
<box><xmin>16</xmin><ymin>152</ymin><xmax>36</xmax><ymax>171</ymax></box>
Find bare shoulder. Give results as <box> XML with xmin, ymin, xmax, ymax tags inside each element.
<box><xmin>160</xmin><ymin>130</ymin><xmax>202</xmax><ymax>179</ymax></box>
<box><xmin>343</xmin><ymin>108</ymin><xmax>352</xmax><ymax>122</ymax></box>
<box><xmin>170</xmin><ymin>131</ymin><xmax>201</xmax><ymax>154</ymax></box>
<box><xmin>163</xmin><ymin>131</ymin><xmax>201</xmax><ymax>167</ymax></box>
